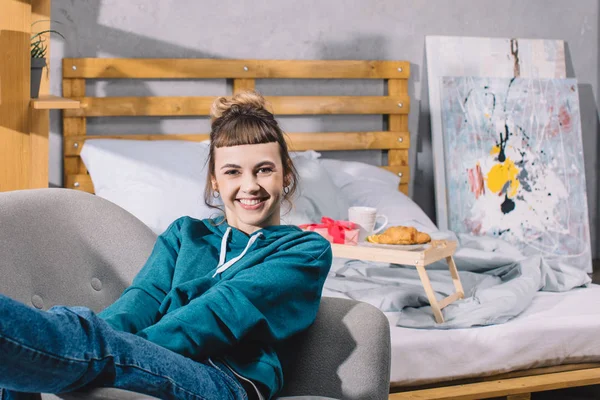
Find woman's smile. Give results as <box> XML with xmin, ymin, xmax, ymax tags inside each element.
<box><xmin>237</xmin><ymin>197</ymin><xmax>268</xmax><ymax>210</ymax></box>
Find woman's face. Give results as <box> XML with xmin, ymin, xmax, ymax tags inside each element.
<box><xmin>212</xmin><ymin>142</ymin><xmax>286</xmax><ymax>235</ymax></box>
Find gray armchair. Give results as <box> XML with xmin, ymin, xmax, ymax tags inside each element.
<box><xmin>0</xmin><ymin>189</ymin><xmax>391</xmax><ymax>400</ymax></box>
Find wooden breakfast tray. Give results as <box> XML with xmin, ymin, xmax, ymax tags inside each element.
<box><xmin>331</xmin><ymin>240</ymin><xmax>464</xmax><ymax>323</ymax></box>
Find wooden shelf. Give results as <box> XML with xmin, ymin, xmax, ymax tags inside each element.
<box><xmin>31</xmin><ymin>95</ymin><xmax>80</xmax><ymax>110</ymax></box>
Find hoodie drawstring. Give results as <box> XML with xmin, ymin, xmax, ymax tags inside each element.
<box><xmin>213</xmin><ymin>227</ymin><xmax>263</xmax><ymax>278</ymax></box>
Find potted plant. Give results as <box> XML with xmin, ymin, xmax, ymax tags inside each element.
<box><xmin>30</xmin><ymin>23</ymin><xmax>64</xmax><ymax>99</ymax></box>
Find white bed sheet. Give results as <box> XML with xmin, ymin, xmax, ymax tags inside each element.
<box><xmin>384</xmin><ymin>283</ymin><xmax>600</xmax><ymax>386</ymax></box>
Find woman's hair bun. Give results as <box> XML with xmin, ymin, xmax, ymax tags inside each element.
<box><xmin>210</xmin><ymin>90</ymin><xmax>268</xmax><ymax>121</ymax></box>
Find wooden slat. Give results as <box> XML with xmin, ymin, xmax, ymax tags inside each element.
<box><xmin>64</xmin><ymin>131</ymin><xmax>410</xmax><ymax>156</ymax></box>
<box><xmin>76</xmin><ymin>157</ymin><xmax>86</xmax><ymax>174</ymax></box>
<box><xmin>491</xmin><ymin>363</ymin><xmax>600</xmax><ymax>381</ymax></box>
<box><xmin>233</xmin><ymin>78</ymin><xmax>256</xmax><ymax>93</ymax></box>
<box><xmin>388</xmin><ymin>149</ymin><xmax>409</xmax><ymax>166</ymax></box>
<box><xmin>62</xmin><ymin>79</ymin><xmax>86</xmax><ymax>135</ymax></box>
<box><xmin>287</xmin><ymin>131</ymin><xmax>409</xmax><ymax>151</ymax></box>
<box><xmin>399</xmin><ymin>183</ymin><xmax>408</xmax><ymax>196</ymax></box>
<box><xmin>30</xmin><ymin>109</ymin><xmax>49</xmax><ymax>188</ymax></box>
<box><xmin>64</xmin><ymin>135</ymin><xmax>210</xmax><ymax>156</ymax></box>
<box><xmin>388</xmin><ymin>79</ymin><xmax>409</xmax><ymax>130</ymax></box>
<box><xmin>390</xmin><ymin>150</ymin><xmax>409</xmax><ymax>193</ymax></box>
<box><xmin>382</xmin><ymin>165</ymin><xmax>410</xmax><ymax>183</ymax></box>
<box><xmin>388</xmin><ymin>79</ymin><xmax>409</xmax><ymax>196</ymax></box>
<box><xmin>391</xmin><ymin>363</ymin><xmax>600</xmax><ymax>391</ymax></box>
<box><xmin>63</xmin><ymin>58</ymin><xmax>410</xmax><ymax>79</ymax></box>
<box><xmin>63</xmin><ymin>156</ymin><xmax>90</xmax><ymax>174</ymax></box>
<box><xmin>506</xmin><ymin>394</ymin><xmax>531</xmax><ymax>400</ymax></box>
<box><xmin>64</xmin><ymin>95</ymin><xmax>409</xmax><ymax>117</ymax></box>
<box><xmin>0</xmin><ymin>1</ymin><xmax>31</xmax><ymax>191</ymax></box>
<box><xmin>31</xmin><ymin>95</ymin><xmax>80</xmax><ymax>109</ymax></box>
<box><xmin>388</xmin><ymin>367</ymin><xmax>600</xmax><ymax>400</ymax></box>
<box><xmin>62</xmin><ymin>79</ymin><xmax>87</xmax><ymax>179</ymax></box>
<box><xmin>29</xmin><ymin>0</ymin><xmax>51</xmax><ymax>189</ymax></box>
<box><xmin>65</xmin><ymin>174</ymin><xmax>94</xmax><ymax>193</ymax></box>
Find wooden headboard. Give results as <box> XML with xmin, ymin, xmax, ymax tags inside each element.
<box><xmin>61</xmin><ymin>58</ymin><xmax>411</xmax><ymax>195</ymax></box>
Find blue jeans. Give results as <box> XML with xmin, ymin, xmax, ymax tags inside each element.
<box><xmin>0</xmin><ymin>294</ymin><xmax>247</xmax><ymax>400</ymax></box>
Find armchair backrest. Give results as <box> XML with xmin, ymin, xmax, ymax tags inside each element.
<box><xmin>0</xmin><ymin>189</ymin><xmax>156</xmax><ymax>312</ymax></box>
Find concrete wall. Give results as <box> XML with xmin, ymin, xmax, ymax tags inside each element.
<box><xmin>49</xmin><ymin>0</ymin><xmax>600</xmax><ymax>259</ymax></box>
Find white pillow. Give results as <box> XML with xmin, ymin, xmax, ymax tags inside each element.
<box><xmin>319</xmin><ymin>158</ymin><xmax>401</xmax><ymax>187</ymax></box>
<box><xmin>80</xmin><ymin>139</ymin><xmax>215</xmax><ymax>234</ymax></box>
<box><xmin>318</xmin><ymin>158</ymin><xmax>435</xmax><ymax>228</ymax></box>
<box><xmin>291</xmin><ymin>149</ymin><xmax>321</xmax><ymax>161</ymax></box>
<box><xmin>282</xmin><ymin>156</ymin><xmax>350</xmax><ymax>225</ymax></box>
<box><xmin>80</xmin><ymin>139</ymin><xmax>340</xmax><ymax>233</ymax></box>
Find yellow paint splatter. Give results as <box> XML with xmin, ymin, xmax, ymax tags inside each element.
<box><xmin>489</xmin><ymin>146</ymin><xmax>500</xmax><ymax>155</ymax></box>
<box><xmin>484</xmin><ymin>113</ymin><xmax>491</xmax><ymax>118</ymax></box>
<box><xmin>486</xmin><ymin>157</ymin><xmax>520</xmax><ymax>198</ymax></box>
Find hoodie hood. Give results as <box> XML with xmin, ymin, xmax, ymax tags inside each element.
<box><xmin>204</xmin><ymin>217</ymin><xmax>303</xmax><ymax>278</ymax></box>
<box><xmin>204</xmin><ymin>216</ymin><xmax>303</xmax><ymax>244</ymax></box>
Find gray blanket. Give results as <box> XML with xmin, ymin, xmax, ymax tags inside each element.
<box><xmin>323</xmin><ymin>232</ymin><xmax>591</xmax><ymax>329</ymax></box>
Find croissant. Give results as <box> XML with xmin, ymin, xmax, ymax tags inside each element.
<box><xmin>366</xmin><ymin>226</ymin><xmax>431</xmax><ymax>245</ymax></box>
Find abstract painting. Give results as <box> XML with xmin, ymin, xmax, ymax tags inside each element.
<box><xmin>426</xmin><ymin>36</ymin><xmax>566</xmax><ymax>231</ymax></box>
<box><xmin>440</xmin><ymin>76</ymin><xmax>592</xmax><ymax>271</ymax></box>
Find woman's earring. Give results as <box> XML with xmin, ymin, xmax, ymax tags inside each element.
<box><xmin>283</xmin><ymin>186</ymin><xmax>290</xmax><ymax>195</ymax></box>
<box><xmin>213</xmin><ymin>191</ymin><xmax>220</xmax><ymax>198</ymax></box>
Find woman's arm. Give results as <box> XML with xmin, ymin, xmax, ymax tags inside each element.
<box><xmin>98</xmin><ymin>220</ymin><xmax>182</xmax><ymax>334</ymax></box>
<box><xmin>136</xmin><ymin>235</ymin><xmax>332</xmax><ymax>360</ymax></box>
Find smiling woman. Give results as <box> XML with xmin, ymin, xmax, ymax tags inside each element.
<box><xmin>205</xmin><ymin>91</ymin><xmax>300</xmax><ymax>234</ymax></box>
<box><xmin>0</xmin><ymin>89</ymin><xmax>334</xmax><ymax>400</ymax></box>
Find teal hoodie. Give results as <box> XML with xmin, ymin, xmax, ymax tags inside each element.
<box><xmin>98</xmin><ymin>216</ymin><xmax>332</xmax><ymax>399</ymax></box>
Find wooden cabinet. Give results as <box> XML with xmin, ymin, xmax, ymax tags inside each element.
<box><xmin>0</xmin><ymin>0</ymin><xmax>80</xmax><ymax>192</ymax></box>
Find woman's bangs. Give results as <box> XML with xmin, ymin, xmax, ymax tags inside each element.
<box><xmin>213</xmin><ymin>117</ymin><xmax>278</xmax><ymax>148</ymax></box>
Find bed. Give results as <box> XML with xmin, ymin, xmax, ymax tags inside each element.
<box><xmin>61</xmin><ymin>57</ymin><xmax>600</xmax><ymax>399</ymax></box>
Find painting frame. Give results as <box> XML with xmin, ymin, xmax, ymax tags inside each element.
<box><xmin>425</xmin><ymin>35</ymin><xmax>567</xmax><ymax>231</ymax></box>
<box><xmin>439</xmin><ymin>76</ymin><xmax>592</xmax><ymax>271</ymax></box>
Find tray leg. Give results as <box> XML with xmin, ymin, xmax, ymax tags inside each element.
<box><xmin>415</xmin><ymin>264</ymin><xmax>444</xmax><ymax>323</ymax></box>
<box><xmin>446</xmin><ymin>256</ymin><xmax>465</xmax><ymax>299</ymax></box>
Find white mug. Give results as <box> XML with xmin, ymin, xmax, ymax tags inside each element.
<box><xmin>348</xmin><ymin>206</ymin><xmax>388</xmax><ymax>241</ymax></box>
